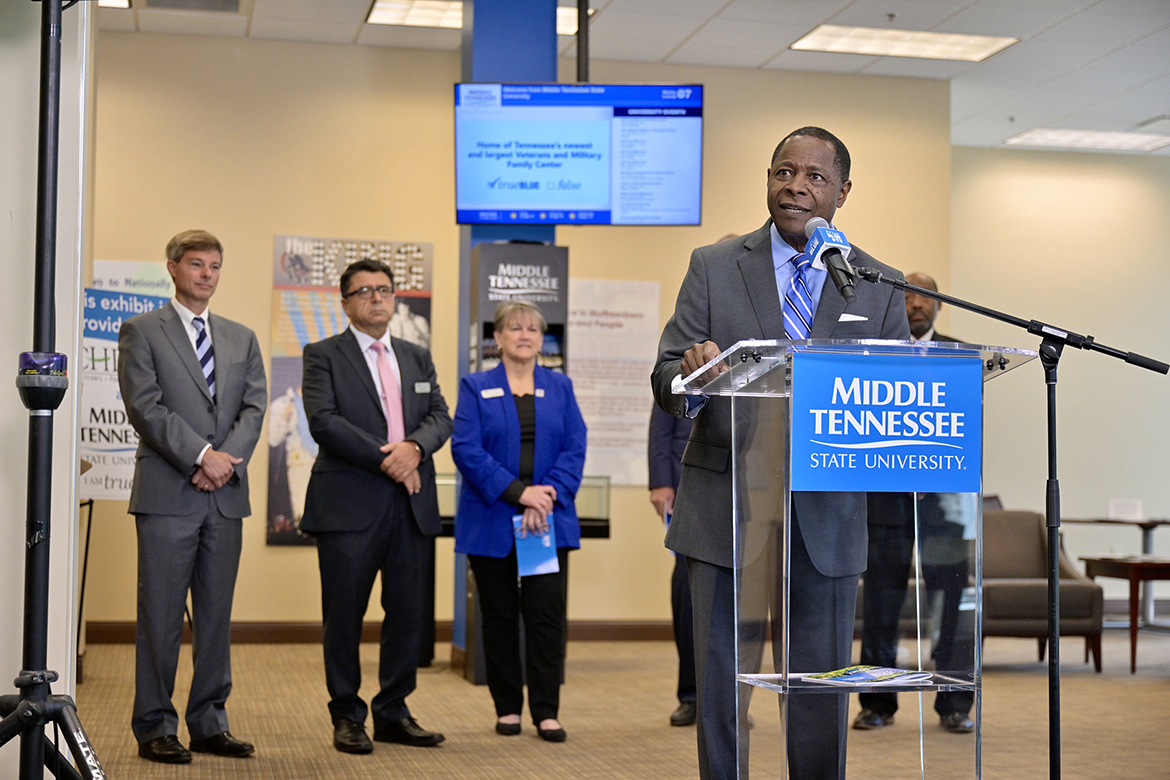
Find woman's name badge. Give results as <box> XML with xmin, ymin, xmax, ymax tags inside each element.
<box><xmin>481</xmin><ymin>387</ymin><xmax>505</xmax><ymax>399</ymax></box>
<box><xmin>535</xmin><ymin>388</ymin><xmax>545</xmax><ymax>398</ymax></box>
<box><xmin>414</xmin><ymin>382</ymin><xmax>431</xmax><ymax>394</ymax></box>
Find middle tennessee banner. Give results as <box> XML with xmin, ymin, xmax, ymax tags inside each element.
<box><xmin>791</xmin><ymin>351</ymin><xmax>982</xmax><ymax>493</ymax></box>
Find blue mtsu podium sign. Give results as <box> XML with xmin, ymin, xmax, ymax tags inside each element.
<box><xmin>677</xmin><ymin>338</ymin><xmax>1036</xmax><ymax>780</ymax></box>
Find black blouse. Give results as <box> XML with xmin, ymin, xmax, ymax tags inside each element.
<box><xmin>502</xmin><ymin>393</ymin><xmax>536</xmax><ymax>506</ymax></box>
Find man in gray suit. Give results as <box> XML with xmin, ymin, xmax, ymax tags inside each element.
<box><xmin>119</xmin><ymin>229</ymin><xmax>267</xmax><ymax>764</ymax></box>
<box><xmin>652</xmin><ymin>127</ymin><xmax>911</xmax><ymax>780</ymax></box>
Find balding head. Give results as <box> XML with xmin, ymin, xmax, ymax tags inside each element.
<box><xmin>904</xmin><ymin>272</ymin><xmax>940</xmax><ymax>339</ymax></box>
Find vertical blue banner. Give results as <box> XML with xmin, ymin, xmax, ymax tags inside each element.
<box><xmin>791</xmin><ymin>352</ymin><xmax>983</xmax><ymax>492</ymax></box>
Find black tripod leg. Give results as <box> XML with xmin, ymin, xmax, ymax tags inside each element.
<box><xmin>0</xmin><ymin>709</ymin><xmax>26</xmax><ymax>747</ymax></box>
<box><xmin>51</xmin><ymin>701</ymin><xmax>106</xmax><ymax>780</ymax></box>
<box><xmin>42</xmin><ymin>741</ymin><xmax>82</xmax><ymax>780</ymax></box>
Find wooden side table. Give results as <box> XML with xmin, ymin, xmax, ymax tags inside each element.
<box><xmin>1081</xmin><ymin>556</ymin><xmax>1170</xmax><ymax>673</ymax></box>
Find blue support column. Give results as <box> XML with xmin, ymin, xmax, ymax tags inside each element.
<box><xmin>453</xmin><ymin>0</ymin><xmax>559</xmax><ymax>657</ymax></box>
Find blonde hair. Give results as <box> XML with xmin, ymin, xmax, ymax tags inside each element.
<box><xmin>166</xmin><ymin>229</ymin><xmax>223</xmax><ymax>263</ymax></box>
<box><xmin>493</xmin><ymin>301</ymin><xmax>547</xmax><ymax>334</ymax></box>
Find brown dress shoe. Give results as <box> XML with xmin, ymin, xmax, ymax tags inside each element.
<box><xmin>138</xmin><ymin>735</ymin><xmax>191</xmax><ymax>764</ymax></box>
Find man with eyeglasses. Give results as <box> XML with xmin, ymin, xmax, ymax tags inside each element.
<box><xmin>300</xmin><ymin>258</ymin><xmax>452</xmax><ymax>754</ymax></box>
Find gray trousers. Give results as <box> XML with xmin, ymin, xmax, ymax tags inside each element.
<box><xmin>688</xmin><ymin>515</ymin><xmax>857</xmax><ymax>780</ymax></box>
<box><xmin>132</xmin><ymin>507</ymin><xmax>242</xmax><ymax>743</ymax></box>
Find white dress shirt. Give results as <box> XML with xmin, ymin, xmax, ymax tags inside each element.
<box><xmin>171</xmin><ymin>298</ymin><xmax>214</xmax><ymax>466</ymax></box>
<box><xmin>349</xmin><ymin>325</ymin><xmax>403</xmax><ymax>428</ymax></box>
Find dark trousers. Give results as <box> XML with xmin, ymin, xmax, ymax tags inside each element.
<box><xmin>689</xmin><ymin>514</ymin><xmax>855</xmax><ymax>780</ymax></box>
<box><xmin>859</xmin><ymin>522</ymin><xmax>973</xmax><ymax>718</ymax></box>
<box><xmin>133</xmin><ymin>507</ymin><xmax>242</xmax><ymax>743</ymax></box>
<box><xmin>469</xmin><ymin>547</ymin><xmax>569</xmax><ymax>724</ymax></box>
<box><xmin>315</xmin><ymin>487</ymin><xmax>426</xmax><ymax>726</ymax></box>
<box><xmin>672</xmin><ymin>554</ymin><xmax>697</xmax><ymax>704</ymax></box>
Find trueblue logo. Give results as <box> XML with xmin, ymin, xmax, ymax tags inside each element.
<box><xmin>805</xmin><ymin>226</ymin><xmax>850</xmax><ymax>268</ymax></box>
<box><xmin>791</xmin><ymin>351</ymin><xmax>982</xmax><ymax>492</ymax></box>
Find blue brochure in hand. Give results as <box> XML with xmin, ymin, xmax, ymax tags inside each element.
<box><xmin>513</xmin><ymin>514</ymin><xmax>559</xmax><ymax>577</ymax></box>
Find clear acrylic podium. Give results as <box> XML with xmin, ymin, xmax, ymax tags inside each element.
<box><xmin>678</xmin><ymin>339</ymin><xmax>1037</xmax><ymax>780</ymax></box>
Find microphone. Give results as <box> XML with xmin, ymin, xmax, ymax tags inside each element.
<box><xmin>803</xmin><ymin>217</ymin><xmax>856</xmax><ymax>303</ymax></box>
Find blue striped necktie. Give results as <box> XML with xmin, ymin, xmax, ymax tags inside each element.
<box><xmin>192</xmin><ymin>316</ymin><xmax>216</xmax><ymax>400</ymax></box>
<box><xmin>782</xmin><ymin>253</ymin><xmax>814</xmax><ymax>340</ymax></box>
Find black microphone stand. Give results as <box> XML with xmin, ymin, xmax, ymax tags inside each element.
<box><xmin>855</xmin><ymin>266</ymin><xmax>1168</xmax><ymax>780</ymax></box>
<box><xmin>0</xmin><ymin>1</ymin><xmax>108</xmax><ymax>778</ymax></box>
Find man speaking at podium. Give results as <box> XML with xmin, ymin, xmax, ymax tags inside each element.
<box><xmin>651</xmin><ymin>127</ymin><xmax>910</xmax><ymax>780</ymax></box>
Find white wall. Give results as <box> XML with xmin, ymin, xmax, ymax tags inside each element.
<box><xmin>0</xmin><ymin>0</ymin><xmax>92</xmax><ymax>772</ymax></box>
<box><xmin>952</xmin><ymin>146</ymin><xmax>1170</xmax><ymax>601</ymax></box>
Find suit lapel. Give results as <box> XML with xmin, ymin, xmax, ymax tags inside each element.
<box><xmin>338</xmin><ymin>330</ymin><xmax>382</xmax><ymax>411</ymax></box>
<box><xmin>738</xmin><ymin>223</ymin><xmax>786</xmax><ymax>339</ymax></box>
<box><xmin>810</xmin><ymin>281</ymin><xmax>847</xmax><ymax>338</ymax></box>
<box><xmin>161</xmin><ymin>306</ymin><xmax>213</xmax><ymax>402</ymax></box>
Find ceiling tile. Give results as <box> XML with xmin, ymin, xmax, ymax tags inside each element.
<box><xmin>589</xmin><ymin>9</ymin><xmax>706</xmax><ymax>42</ymax></box>
<box><xmin>1130</xmin><ymin>26</ymin><xmax>1170</xmax><ymax>49</ymax></box>
<box><xmin>355</xmin><ymin>24</ymin><xmax>462</xmax><ymax>49</ymax></box>
<box><xmin>1125</xmin><ymin>72</ymin><xmax>1170</xmax><ymax>101</ymax></box>
<box><xmin>603</xmin><ymin>0</ymin><xmax>730</xmax><ymax>17</ymax></box>
<box><xmin>251</xmin><ymin>0</ymin><xmax>370</xmax><ymax>23</ymax></box>
<box><xmin>1053</xmin><ymin>93</ymin><xmax>1166</xmax><ymax>130</ymax></box>
<box><xmin>828</xmin><ymin>0</ymin><xmax>973</xmax><ymax>31</ymax></box>
<box><xmin>859</xmin><ymin>57</ymin><xmax>974</xmax><ymax>79</ymax></box>
<box><xmin>718</xmin><ymin>0</ymin><xmax>851</xmax><ymax>26</ymax></box>
<box><xmin>136</xmin><ymin>8</ymin><xmax>248</xmax><ymax>37</ymax></box>
<box><xmin>933</xmin><ymin>5</ymin><xmax>1065</xmax><ymax>38</ymax></box>
<box><xmin>97</xmin><ymin>7</ymin><xmax>138</xmax><ymax>32</ymax></box>
<box><xmin>666</xmin><ymin>42</ymin><xmax>780</xmax><ymax>68</ymax></box>
<box><xmin>682</xmin><ymin>17</ymin><xmax>809</xmax><ymax>50</ymax></box>
<box><xmin>951</xmin><ymin>111</ymin><xmax>1021</xmax><ymax>146</ymax></box>
<box><xmin>1031</xmin><ymin>11</ymin><xmax>1163</xmax><ymax>47</ymax></box>
<box><xmin>1042</xmin><ymin>48</ymin><xmax>1170</xmax><ymax>94</ymax></box>
<box><xmin>973</xmin><ymin>0</ymin><xmax>1094</xmax><ymax>10</ymax></box>
<box><xmin>1081</xmin><ymin>0</ymin><xmax>1170</xmax><ymax>19</ymax></box>
<box><xmin>764</xmin><ymin>49</ymin><xmax>879</xmax><ymax>73</ymax></box>
<box><xmin>951</xmin><ymin>82</ymin><xmax>1020</xmax><ymax>121</ymax></box>
<box><xmin>586</xmin><ymin>36</ymin><xmax>679</xmax><ymax>61</ymax></box>
<box><xmin>249</xmin><ymin>17</ymin><xmax>360</xmax><ymax>44</ymax></box>
<box><xmin>989</xmin><ymin>88</ymin><xmax>1100</xmax><ymax>128</ymax></box>
<box><xmin>957</xmin><ymin>42</ymin><xmax>1086</xmax><ymax>89</ymax></box>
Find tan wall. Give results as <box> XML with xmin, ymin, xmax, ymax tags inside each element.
<box><xmin>951</xmin><ymin>147</ymin><xmax>1170</xmax><ymax>600</ymax></box>
<box><xmin>86</xmin><ymin>31</ymin><xmax>952</xmax><ymax>625</ymax></box>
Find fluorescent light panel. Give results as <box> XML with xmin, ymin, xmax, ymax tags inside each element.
<box><xmin>1005</xmin><ymin>128</ymin><xmax>1170</xmax><ymax>152</ymax></box>
<box><xmin>98</xmin><ymin>0</ymin><xmax>131</xmax><ymax>7</ymax></box>
<box><xmin>367</xmin><ymin>2</ymin><xmax>589</xmax><ymax>35</ymax></box>
<box><xmin>792</xmin><ymin>24</ymin><xmax>1016</xmax><ymax>62</ymax></box>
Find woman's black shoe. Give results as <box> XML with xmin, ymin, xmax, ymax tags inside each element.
<box><xmin>495</xmin><ymin>721</ymin><xmax>522</xmax><ymax>735</ymax></box>
<box><xmin>537</xmin><ymin>726</ymin><xmax>566</xmax><ymax>742</ymax></box>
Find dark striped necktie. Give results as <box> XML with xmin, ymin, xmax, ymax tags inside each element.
<box><xmin>192</xmin><ymin>316</ymin><xmax>216</xmax><ymax>400</ymax></box>
<box><xmin>782</xmin><ymin>253</ymin><xmax>814</xmax><ymax>340</ymax></box>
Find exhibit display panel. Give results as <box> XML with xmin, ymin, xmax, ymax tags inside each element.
<box><xmin>679</xmin><ymin>339</ymin><xmax>1036</xmax><ymax>779</ymax></box>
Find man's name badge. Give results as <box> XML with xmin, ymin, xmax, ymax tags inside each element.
<box><xmin>481</xmin><ymin>387</ymin><xmax>505</xmax><ymax>398</ymax></box>
<box><xmin>414</xmin><ymin>381</ymin><xmax>431</xmax><ymax>394</ymax></box>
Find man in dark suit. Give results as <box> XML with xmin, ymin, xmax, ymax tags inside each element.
<box><xmin>652</xmin><ymin>127</ymin><xmax>911</xmax><ymax>780</ymax></box>
<box><xmin>856</xmin><ymin>272</ymin><xmax>976</xmax><ymax>734</ymax></box>
<box><xmin>119</xmin><ymin>229</ymin><xmax>267</xmax><ymax>764</ymax></box>
<box><xmin>647</xmin><ymin>406</ymin><xmax>697</xmax><ymax>727</ymax></box>
<box><xmin>300</xmin><ymin>258</ymin><xmax>452</xmax><ymax>754</ymax></box>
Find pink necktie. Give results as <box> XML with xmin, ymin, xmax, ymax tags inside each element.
<box><xmin>370</xmin><ymin>341</ymin><xmax>405</xmax><ymax>443</ymax></box>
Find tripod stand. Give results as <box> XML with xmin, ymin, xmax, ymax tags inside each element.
<box><xmin>0</xmin><ymin>0</ymin><xmax>108</xmax><ymax>778</ymax></box>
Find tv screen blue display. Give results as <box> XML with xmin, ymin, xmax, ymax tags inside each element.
<box><xmin>455</xmin><ymin>83</ymin><xmax>703</xmax><ymax>226</ymax></box>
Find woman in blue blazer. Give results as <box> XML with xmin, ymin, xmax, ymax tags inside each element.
<box><xmin>452</xmin><ymin>301</ymin><xmax>586</xmax><ymax>742</ymax></box>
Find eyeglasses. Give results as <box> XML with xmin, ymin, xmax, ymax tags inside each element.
<box><xmin>343</xmin><ymin>285</ymin><xmax>393</xmax><ymax>300</ymax></box>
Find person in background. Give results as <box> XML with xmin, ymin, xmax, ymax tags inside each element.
<box><xmin>300</xmin><ymin>258</ymin><xmax>452</xmax><ymax>754</ymax></box>
<box><xmin>648</xmin><ymin>406</ymin><xmax>697</xmax><ymax>727</ymax></box>
<box><xmin>119</xmin><ymin>229</ymin><xmax>266</xmax><ymax>764</ymax></box>
<box><xmin>452</xmin><ymin>301</ymin><xmax>587</xmax><ymax>742</ymax></box>
<box><xmin>855</xmin><ymin>271</ymin><xmax>975</xmax><ymax>735</ymax></box>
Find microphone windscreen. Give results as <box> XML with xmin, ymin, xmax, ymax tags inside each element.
<box><xmin>804</xmin><ymin>216</ymin><xmax>829</xmax><ymax>239</ymax></box>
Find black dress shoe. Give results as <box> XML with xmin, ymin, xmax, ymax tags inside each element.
<box><xmin>940</xmin><ymin>712</ymin><xmax>975</xmax><ymax>734</ymax></box>
<box><xmin>495</xmin><ymin>720</ymin><xmax>522</xmax><ymax>736</ymax></box>
<box><xmin>670</xmin><ymin>701</ymin><xmax>697</xmax><ymax>727</ymax></box>
<box><xmin>373</xmin><ymin>717</ymin><xmax>445</xmax><ymax>747</ymax></box>
<box><xmin>190</xmin><ymin>731</ymin><xmax>255</xmax><ymax>758</ymax></box>
<box><xmin>138</xmin><ymin>735</ymin><xmax>192</xmax><ymax>764</ymax></box>
<box><xmin>852</xmin><ymin>708</ymin><xmax>895</xmax><ymax>730</ymax></box>
<box><xmin>537</xmin><ymin>725</ymin><xmax>566</xmax><ymax>742</ymax></box>
<box><xmin>334</xmin><ymin>719</ymin><xmax>374</xmax><ymax>754</ymax></box>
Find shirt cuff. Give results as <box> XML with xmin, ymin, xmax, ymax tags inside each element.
<box><xmin>684</xmin><ymin>394</ymin><xmax>707</xmax><ymax>419</ymax></box>
<box><xmin>195</xmin><ymin>443</ymin><xmax>212</xmax><ymax>467</ymax></box>
<box><xmin>502</xmin><ymin>480</ymin><xmax>527</xmax><ymax>507</ymax></box>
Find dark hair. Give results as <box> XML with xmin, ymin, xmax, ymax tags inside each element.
<box><xmin>166</xmin><ymin>229</ymin><xmax>223</xmax><ymax>263</ymax></box>
<box><xmin>771</xmin><ymin>126</ymin><xmax>851</xmax><ymax>183</ymax></box>
<box><xmin>339</xmin><ymin>258</ymin><xmax>395</xmax><ymax>297</ymax></box>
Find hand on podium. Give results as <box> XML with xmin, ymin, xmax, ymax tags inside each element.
<box><xmin>681</xmin><ymin>341</ymin><xmax>727</xmax><ymax>389</ymax></box>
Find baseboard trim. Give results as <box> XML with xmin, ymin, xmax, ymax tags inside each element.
<box><xmin>86</xmin><ymin>620</ymin><xmax>674</xmax><ymax>645</ymax></box>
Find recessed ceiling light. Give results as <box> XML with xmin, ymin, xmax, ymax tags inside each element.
<box><xmin>98</xmin><ymin>0</ymin><xmax>131</xmax><ymax>7</ymax></box>
<box><xmin>1005</xmin><ymin>128</ymin><xmax>1170</xmax><ymax>152</ymax></box>
<box><xmin>791</xmin><ymin>24</ymin><xmax>1017</xmax><ymax>62</ymax></box>
<box><xmin>367</xmin><ymin>1</ymin><xmax>590</xmax><ymax>35</ymax></box>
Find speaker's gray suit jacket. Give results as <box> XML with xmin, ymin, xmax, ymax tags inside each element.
<box><xmin>652</xmin><ymin>220</ymin><xmax>911</xmax><ymax>576</ymax></box>
<box><xmin>119</xmin><ymin>303</ymin><xmax>268</xmax><ymax>518</ymax></box>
